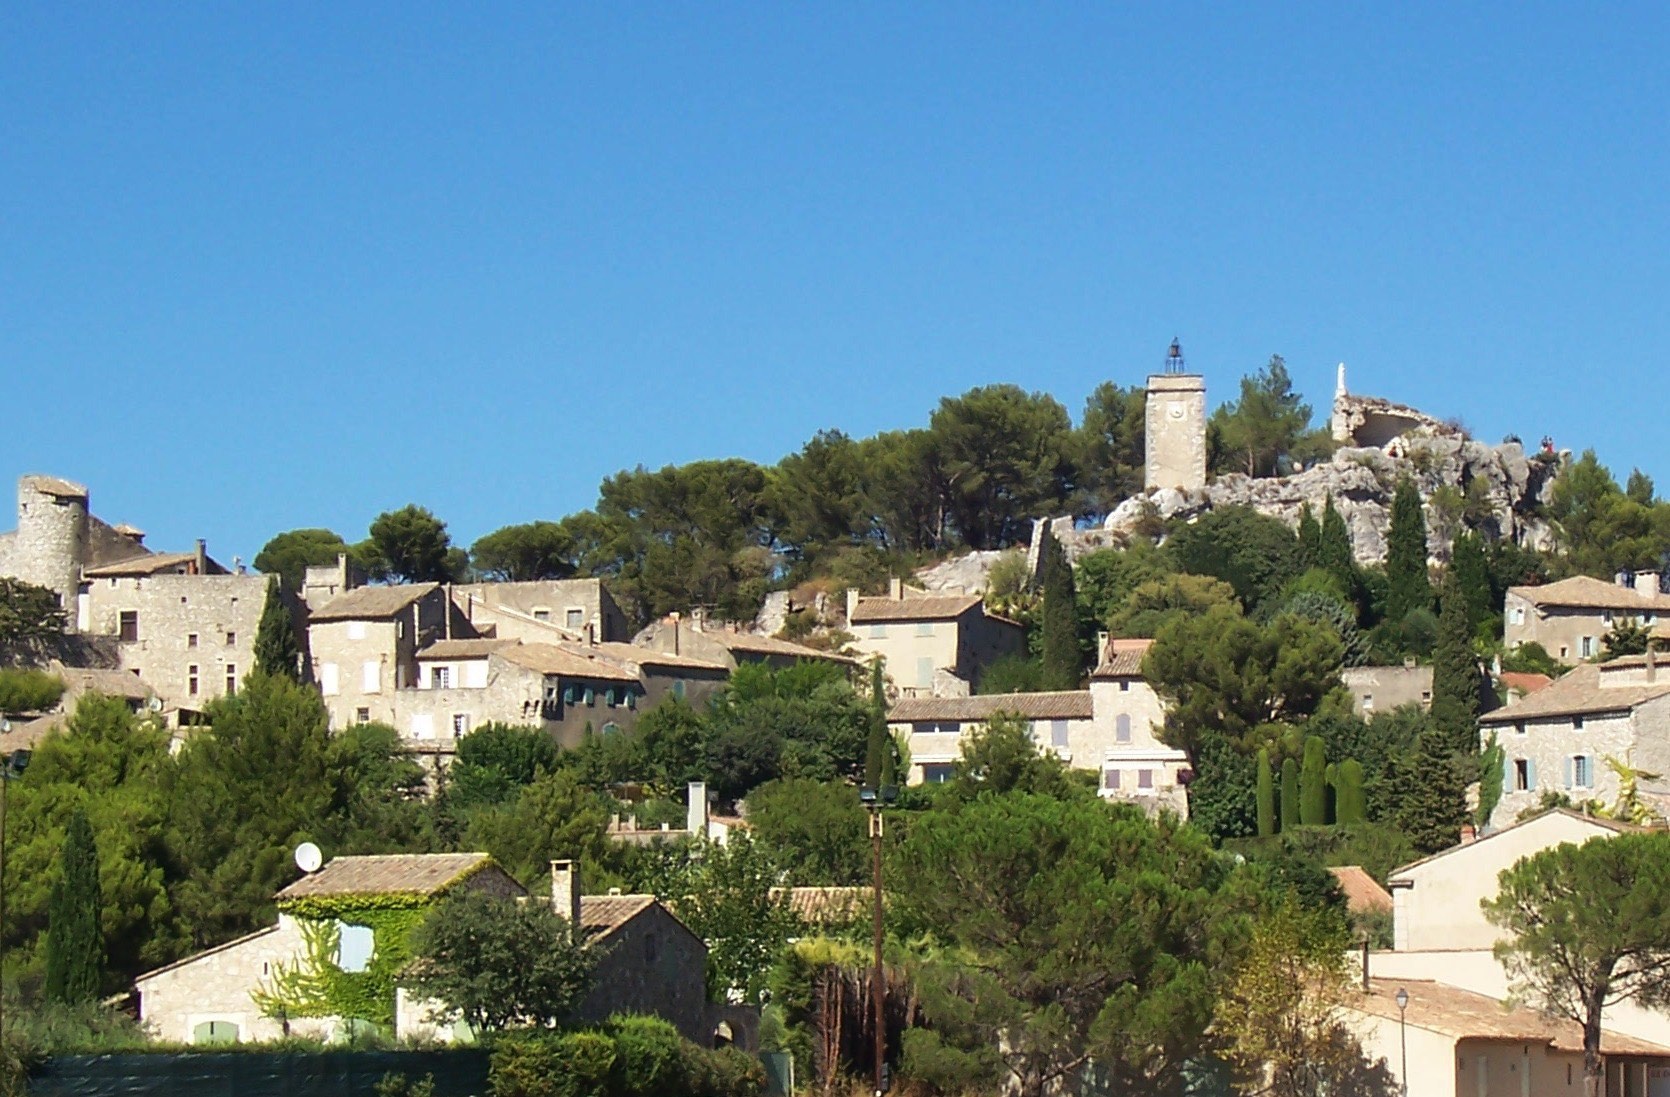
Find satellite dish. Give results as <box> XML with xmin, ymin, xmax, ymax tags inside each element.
<box><xmin>294</xmin><ymin>842</ymin><xmax>323</xmax><ymax>874</ymax></box>
<box><xmin>147</xmin><ymin>697</ymin><xmax>163</xmax><ymax>713</ymax></box>
<box><xmin>0</xmin><ymin>719</ymin><xmax>10</xmax><ymax>734</ymax></box>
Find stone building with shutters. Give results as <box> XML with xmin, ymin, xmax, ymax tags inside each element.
<box><xmin>845</xmin><ymin>579</ymin><xmax>1025</xmax><ymax>696</ymax></box>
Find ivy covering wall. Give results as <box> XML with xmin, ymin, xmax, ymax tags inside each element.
<box><xmin>252</xmin><ymin>895</ymin><xmax>431</xmax><ymax>1029</ymax></box>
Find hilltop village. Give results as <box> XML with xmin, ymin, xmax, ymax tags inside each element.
<box><xmin>6</xmin><ymin>353</ymin><xmax>1670</xmax><ymax>1096</ymax></box>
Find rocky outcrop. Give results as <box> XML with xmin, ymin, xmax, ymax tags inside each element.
<box><xmin>1097</xmin><ymin>437</ymin><xmax>1559</xmax><ymax>565</ymax></box>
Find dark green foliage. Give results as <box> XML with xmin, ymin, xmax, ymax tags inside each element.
<box><xmin>0</xmin><ymin>576</ymin><xmax>67</xmax><ymax>663</ymax></box>
<box><xmin>408</xmin><ymin>888</ymin><xmax>597</xmax><ymax>1031</ymax></box>
<box><xmin>1185</xmin><ymin>730</ymin><xmax>1259</xmax><ymax>841</ymax></box>
<box><xmin>745</xmin><ymin>778</ymin><xmax>868</xmax><ymax>886</ymax></box>
<box><xmin>1164</xmin><ymin>506</ymin><xmax>1303</xmax><ymax>613</ymax></box>
<box><xmin>1386</xmin><ymin>732</ymin><xmax>1468</xmax><ymax>855</ymax></box>
<box><xmin>253</xmin><ymin>529</ymin><xmax>351</xmax><ymax>592</ymax></box>
<box><xmin>864</xmin><ymin>659</ymin><xmax>887</xmax><ymax>790</ymax></box>
<box><xmin>1501</xmin><ymin>641</ymin><xmax>1565</xmax><ymax>678</ymax></box>
<box><xmin>1476</xmin><ymin>735</ymin><xmax>1505</xmax><ymax>827</ymax></box>
<box><xmin>1448</xmin><ymin>531</ymin><xmax>1493</xmax><ymax>635</ymax></box>
<box><xmin>1255</xmin><ymin>749</ymin><xmax>1276</xmax><ymax>837</ymax></box>
<box><xmin>1317</xmin><ymin>496</ymin><xmax>1356</xmax><ymax>597</ymax></box>
<box><xmin>253</xmin><ymin>576</ymin><xmax>301</xmax><ymax>681</ymax></box>
<box><xmin>1037</xmin><ymin>529</ymin><xmax>1080</xmax><ymax>690</ymax></box>
<box><xmin>1072</xmin><ymin>382</ymin><xmax>1147</xmax><ymax>518</ymax></box>
<box><xmin>1334</xmin><ymin>760</ymin><xmax>1366</xmax><ymax>826</ymax></box>
<box><xmin>464</xmin><ymin>769</ymin><xmax>613</xmax><ymax>890</ymax></box>
<box><xmin>976</xmin><ymin>652</ymin><xmax>1047</xmax><ymax>694</ymax></box>
<box><xmin>1280</xmin><ymin>588</ymin><xmax>1368</xmax><ymax>667</ymax></box>
<box><xmin>1297</xmin><ymin>503</ymin><xmax>1321</xmax><ymax>569</ymax></box>
<box><xmin>1106</xmin><ymin>574</ymin><xmax>1239</xmax><ymax>639</ymax></box>
<box><xmin>45</xmin><ymin>810</ymin><xmax>103</xmax><ymax>1004</ymax></box>
<box><xmin>1603</xmin><ymin>617</ymin><xmax>1652</xmax><ymax>659</ymax></box>
<box><xmin>0</xmin><ymin>667</ymin><xmax>64</xmax><ymax>712</ymax></box>
<box><xmin>447</xmin><ymin>724</ymin><xmax>559</xmax><ymax>810</ymax></box>
<box><xmin>946</xmin><ymin>714</ymin><xmax>1089</xmax><ymax>802</ymax></box>
<box><xmin>1208</xmin><ymin>354</ymin><xmax>1314</xmax><ymax>478</ymax></box>
<box><xmin>1547</xmin><ymin>450</ymin><xmax>1663</xmax><ymax>576</ymax></box>
<box><xmin>1074</xmin><ymin>542</ymin><xmax>1175</xmax><ymax>629</ymax></box>
<box><xmin>929</xmin><ymin>384</ymin><xmax>1074</xmax><ymax>549</ymax></box>
<box><xmin>1299</xmin><ymin>737</ymin><xmax>1328</xmax><ymax>826</ymax></box>
<box><xmin>1385</xmin><ymin>478</ymin><xmax>1431</xmax><ymax>622</ymax></box>
<box><xmin>363</xmin><ymin>505</ymin><xmax>461</xmax><ymax>584</ymax></box>
<box><xmin>469</xmin><ymin>522</ymin><xmax>576</xmax><ymax>581</ymax></box>
<box><xmin>1430</xmin><ymin>566</ymin><xmax>1482</xmax><ymax>756</ymax></box>
<box><xmin>489</xmin><ymin>1023</ymin><xmax>765</xmax><ymax>1097</ymax></box>
<box><xmin>1279</xmin><ymin>756</ymin><xmax>1299</xmax><ymax>832</ymax></box>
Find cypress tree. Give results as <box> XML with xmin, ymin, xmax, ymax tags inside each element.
<box><xmin>1336</xmin><ymin>759</ymin><xmax>1366</xmax><ymax>825</ymax></box>
<box><xmin>1279</xmin><ymin>756</ymin><xmax>1300</xmax><ymax>832</ymax></box>
<box><xmin>1318</xmin><ymin>495</ymin><xmax>1356</xmax><ymax>595</ymax></box>
<box><xmin>864</xmin><ymin>658</ymin><xmax>888</xmax><ymax>790</ymax></box>
<box><xmin>1255</xmin><ymin>748</ymin><xmax>1276</xmax><ymax>837</ymax></box>
<box><xmin>1038</xmin><ymin>529</ymin><xmax>1080</xmax><ymax>691</ymax></box>
<box><xmin>1299</xmin><ymin>736</ymin><xmax>1328</xmax><ymax>825</ymax></box>
<box><xmin>253</xmin><ymin>575</ymin><xmax>301</xmax><ymax>681</ymax></box>
<box><xmin>1390</xmin><ymin>731</ymin><xmax>1468</xmax><ymax>855</ymax></box>
<box><xmin>1297</xmin><ymin>503</ymin><xmax>1322</xmax><ymax>570</ymax></box>
<box><xmin>1449</xmin><ymin>531</ymin><xmax>1492</xmax><ymax>636</ymax></box>
<box><xmin>1431</xmin><ymin>565</ymin><xmax>1482</xmax><ymax>756</ymax></box>
<box><xmin>45</xmin><ymin>809</ymin><xmax>103</xmax><ymax>1003</ymax></box>
<box><xmin>1386</xmin><ymin>478</ymin><xmax>1432</xmax><ymax>622</ymax></box>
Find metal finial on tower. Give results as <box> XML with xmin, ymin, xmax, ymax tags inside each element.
<box><xmin>1165</xmin><ymin>338</ymin><xmax>1185</xmax><ymax>374</ymax></box>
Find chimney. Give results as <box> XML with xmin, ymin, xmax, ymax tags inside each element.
<box><xmin>670</xmin><ymin>611</ymin><xmax>681</xmax><ymax>655</ymax></box>
<box><xmin>1637</xmin><ymin>571</ymin><xmax>1661</xmax><ymax>597</ymax></box>
<box><xmin>549</xmin><ymin>859</ymin><xmax>581</xmax><ymax>929</ymax></box>
<box><xmin>846</xmin><ymin>587</ymin><xmax>860</xmax><ymax>623</ymax></box>
<box><xmin>1648</xmin><ymin>645</ymin><xmax>1657</xmax><ymax>684</ymax></box>
<box><xmin>687</xmin><ymin>780</ymin><xmax>709</xmax><ymax>839</ymax></box>
<box><xmin>1459</xmin><ymin>824</ymin><xmax>1478</xmax><ymax>846</ymax></box>
<box><xmin>889</xmin><ymin>577</ymin><xmax>903</xmax><ymax>600</ymax></box>
<box><xmin>194</xmin><ymin>538</ymin><xmax>207</xmax><ymax>576</ymax></box>
<box><xmin>690</xmin><ymin>606</ymin><xmax>706</xmax><ymax>633</ymax></box>
<box><xmin>1361</xmin><ymin>937</ymin><xmax>1370</xmax><ymax>991</ymax></box>
<box><xmin>444</xmin><ymin>584</ymin><xmax>453</xmax><ymax>640</ymax></box>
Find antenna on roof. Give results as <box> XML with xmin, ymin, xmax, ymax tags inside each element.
<box><xmin>294</xmin><ymin>842</ymin><xmax>323</xmax><ymax>874</ymax></box>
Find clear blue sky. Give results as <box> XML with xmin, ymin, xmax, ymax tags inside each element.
<box><xmin>5</xmin><ymin>4</ymin><xmax>1668</xmax><ymax>562</ymax></box>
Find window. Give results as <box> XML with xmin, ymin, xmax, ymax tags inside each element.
<box><xmin>1514</xmin><ymin>721</ymin><xmax>1526</xmax><ymax>736</ymax></box>
<box><xmin>1513</xmin><ymin>758</ymin><xmax>1531</xmax><ymax>791</ymax></box>
<box><xmin>532</xmin><ymin>608</ymin><xmax>550</xmax><ymax>622</ymax></box>
<box><xmin>192</xmin><ymin>1021</ymin><xmax>239</xmax><ymax>1045</ymax></box>
<box><xmin>1104</xmin><ymin>769</ymin><xmax>1121</xmax><ymax>790</ymax></box>
<box><xmin>320</xmin><ymin>663</ymin><xmax>340</xmax><ymax>695</ymax></box>
<box><xmin>921</xmin><ymin>763</ymin><xmax>954</xmax><ymax>784</ymax></box>
<box><xmin>225</xmin><ymin>631</ymin><xmax>236</xmax><ymax>646</ymax></box>
<box><xmin>601</xmin><ymin>722</ymin><xmax>621</xmax><ymax>736</ymax></box>
<box><xmin>362</xmin><ymin>661</ymin><xmax>381</xmax><ymax>693</ymax></box>
<box><xmin>1603</xmin><ymin>610</ymin><xmax>1614</xmax><ymax>625</ymax></box>
<box><xmin>868</xmin><ymin>624</ymin><xmax>886</xmax><ymax>639</ymax></box>
<box><xmin>1420</xmin><ymin>691</ymin><xmax>1432</xmax><ymax>704</ymax></box>
<box><xmin>187</xmin><ymin>633</ymin><xmax>198</xmax><ymax>648</ymax></box>
<box><xmin>644</xmin><ymin>932</ymin><xmax>659</xmax><ymax>963</ymax></box>
<box><xmin>1580</xmin><ymin>636</ymin><xmax>1596</xmax><ymax>658</ymax></box>
<box><xmin>1137</xmin><ymin>769</ymin><xmax>1154</xmax><ymax>789</ymax></box>
<box><xmin>452</xmin><ymin>713</ymin><xmax>471</xmax><ymax>736</ymax></box>
<box><xmin>605</xmin><ymin>687</ymin><xmax>619</xmax><ymax>707</ymax></box>
<box><xmin>1559</xmin><ymin>645</ymin><xmax>1570</xmax><ymax>659</ymax></box>
<box><xmin>225</xmin><ymin>666</ymin><xmax>237</xmax><ymax>695</ymax></box>
<box><xmin>1362</xmin><ymin>693</ymin><xmax>1375</xmax><ymax>712</ymax></box>
<box><xmin>336</xmin><ymin>923</ymin><xmax>375</xmax><ymax>973</ymax></box>
<box><xmin>1050</xmin><ymin>719</ymin><xmax>1069</xmax><ymax>747</ymax></box>
<box><xmin>566</xmin><ymin>608</ymin><xmax>584</xmax><ymax>629</ymax></box>
<box><xmin>1572</xmin><ymin>755</ymin><xmax>1593</xmax><ymax>789</ymax></box>
<box><xmin>672</xmin><ymin>680</ymin><xmax>685</xmax><ymax>700</ymax></box>
<box><xmin>356</xmin><ymin>708</ymin><xmax>370</xmax><ymax>724</ymax></box>
<box><xmin>348</xmin><ymin>620</ymin><xmax>367</xmax><ymax>641</ymax></box>
<box><xmin>188</xmin><ymin>666</ymin><xmax>199</xmax><ymax>696</ymax></box>
<box><xmin>1115</xmin><ymin>714</ymin><xmax>1131</xmax><ymax>743</ymax></box>
<box><xmin>1572</xmin><ymin>716</ymin><xmax>1585</xmax><ymax>731</ymax></box>
<box><xmin>1510</xmin><ymin>606</ymin><xmax>1525</xmax><ymax>625</ymax></box>
<box><xmin>562</xmin><ymin>684</ymin><xmax>577</xmax><ymax>704</ymax></box>
<box><xmin>119</xmin><ymin>611</ymin><xmax>139</xmax><ymax>642</ymax></box>
<box><xmin>1119</xmin><ymin>681</ymin><xmax>1130</xmax><ymax>692</ymax></box>
<box><xmin>583</xmin><ymin>686</ymin><xmax>595</xmax><ymax>705</ymax></box>
<box><xmin>915</xmin><ymin>657</ymin><xmax>934</xmax><ymax>688</ymax></box>
<box><xmin>433</xmin><ymin>665</ymin><xmax>451</xmax><ymax>689</ymax></box>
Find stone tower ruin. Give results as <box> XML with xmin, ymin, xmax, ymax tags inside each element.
<box><xmin>8</xmin><ymin>475</ymin><xmax>91</xmax><ymax>605</ymax></box>
<box><xmin>1144</xmin><ymin>340</ymin><xmax>1207</xmax><ymax>493</ymax></box>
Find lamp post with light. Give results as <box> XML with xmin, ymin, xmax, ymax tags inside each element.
<box><xmin>859</xmin><ymin>782</ymin><xmax>896</xmax><ymax>1096</ymax></box>
<box><xmin>1395</xmin><ymin>986</ymin><xmax>1410</xmax><ymax>1096</ymax></box>
<box><xmin>0</xmin><ymin>745</ymin><xmax>33</xmax><ymax>1044</ymax></box>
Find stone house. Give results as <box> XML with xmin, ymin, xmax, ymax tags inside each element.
<box><xmin>453</xmin><ymin>579</ymin><xmax>630</xmax><ymax>643</ymax></box>
<box><xmin>396</xmin><ymin>859</ymin><xmax>714</xmax><ymax>1047</ymax></box>
<box><xmin>1503</xmin><ymin>573</ymin><xmax>1670</xmax><ymax>662</ymax></box>
<box><xmin>1340</xmin><ymin>663</ymin><xmax>1432</xmax><ymax>718</ymax></box>
<box><xmin>846</xmin><ymin>580</ymin><xmax>1024</xmax><ymax>695</ymax></box>
<box><xmin>135</xmin><ymin>853</ymin><xmax>524</xmax><ymax>1044</ymax></box>
<box><xmin>1479</xmin><ymin>654</ymin><xmax>1670</xmax><ymax>830</ymax></box>
<box><xmin>307</xmin><ymin>584</ymin><xmax>467</xmax><ymax>729</ymax></box>
<box><xmin>0</xmin><ymin>475</ymin><xmax>151</xmax><ymax>608</ymax></box>
<box><xmin>887</xmin><ymin>637</ymin><xmax>1188</xmax><ymax>816</ymax></box>
<box><xmin>635</xmin><ymin>612</ymin><xmax>858</xmax><ymax>672</ymax></box>
<box><xmin>1362</xmin><ymin>809</ymin><xmax>1670</xmax><ymax>1065</ymax></box>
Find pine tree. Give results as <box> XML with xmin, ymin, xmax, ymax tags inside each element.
<box><xmin>253</xmin><ymin>575</ymin><xmax>301</xmax><ymax>681</ymax></box>
<box><xmin>1335</xmin><ymin>759</ymin><xmax>1366</xmax><ymax>825</ymax></box>
<box><xmin>1279</xmin><ymin>756</ymin><xmax>1300</xmax><ymax>832</ymax></box>
<box><xmin>1390</xmin><ymin>732</ymin><xmax>1468</xmax><ymax>855</ymax></box>
<box><xmin>1318</xmin><ymin>495</ymin><xmax>1356</xmax><ymax>595</ymax></box>
<box><xmin>1386</xmin><ymin>478</ymin><xmax>1432</xmax><ymax>622</ymax></box>
<box><xmin>1431</xmin><ymin>565</ymin><xmax>1482</xmax><ymax>757</ymax></box>
<box><xmin>864</xmin><ymin>658</ymin><xmax>888</xmax><ymax>790</ymax></box>
<box><xmin>1038</xmin><ymin>529</ymin><xmax>1080</xmax><ymax>691</ymax></box>
<box><xmin>45</xmin><ymin>809</ymin><xmax>103</xmax><ymax>1003</ymax></box>
<box><xmin>1297</xmin><ymin>503</ymin><xmax>1321</xmax><ymax>570</ymax></box>
<box><xmin>1256</xmin><ymin>748</ymin><xmax>1276</xmax><ymax>837</ymax></box>
<box><xmin>1299</xmin><ymin>736</ymin><xmax>1328</xmax><ymax>826</ymax></box>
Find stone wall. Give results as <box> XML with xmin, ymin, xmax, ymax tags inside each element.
<box><xmin>574</xmin><ymin>904</ymin><xmax>711</xmax><ymax>1044</ymax></box>
<box><xmin>453</xmin><ymin>580</ymin><xmax>629</xmax><ymax>643</ymax></box>
<box><xmin>1143</xmin><ymin>374</ymin><xmax>1207</xmax><ymax>493</ymax></box>
<box><xmin>1341</xmin><ymin>665</ymin><xmax>1433</xmax><ymax>718</ymax></box>
<box><xmin>84</xmin><ymin>572</ymin><xmax>270</xmax><ymax>708</ymax></box>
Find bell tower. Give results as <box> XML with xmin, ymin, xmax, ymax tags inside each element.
<box><xmin>1144</xmin><ymin>340</ymin><xmax>1207</xmax><ymax>492</ymax></box>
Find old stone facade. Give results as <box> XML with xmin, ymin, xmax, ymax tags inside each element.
<box><xmin>1340</xmin><ymin>664</ymin><xmax>1433</xmax><ymax>718</ymax></box>
<box><xmin>635</xmin><ymin>612</ymin><xmax>857</xmax><ymax>672</ymax></box>
<box><xmin>308</xmin><ymin>584</ymin><xmax>461</xmax><ymax>729</ymax></box>
<box><xmin>1143</xmin><ymin>373</ymin><xmax>1207</xmax><ymax>493</ymax></box>
<box><xmin>0</xmin><ymin>475</ymin><xmax>151</xmax><ymax>608</ymax></box>
<box><xmin>1503</xmin><ymin>573</ymin><xmax>1670</xmax><ymax>663</ymax></box>
<box><xmin>453</xmin><ymin>579</ymin><xmax>629</xmax><ymax>643</ymax></box>
<box><xmin>845</xmin><ymin>580</ymin><xmax>1025</xmax><ymax>695</ymax></box>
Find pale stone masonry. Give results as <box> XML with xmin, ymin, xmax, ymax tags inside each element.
<box><xmin>1340</xmin><ymin>663</ymin><xmax>1433</xmax><ymax>718</ymax></box>
<box><xmin>0</xmin><ymin>475</ymin><xmax>150</xmax><ymax>607</ymax></box>
<box><xmin>453</xmin><ymin>579</ymin><xmax>630</xmax><ymax>643</ymax></box>
<box><xmin>1144</xmin><ymin>372</ymin><xmax>1206</xmax><ymax>492</ymax></box>
<box><xmin>845</xmin><ymin>579</ymin><xmax>1025</xmax><ymax>695</ymax></box>
<box><xmin>1503</xmin><ymin>572</ymin><xmax>1670</xmax><ymax>662</ymax></box>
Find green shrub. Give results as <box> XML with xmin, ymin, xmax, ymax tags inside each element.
<box><xmin>0</xmin><ymin>669</ymin><xmax>63</xmax><ymax>713</ymax></box>
<box><xmin>487</xmin><ymin>1021</ymin><xmax>763</xmax><ymax>1097</ymax></box>
<box><xmin>610</xmin><ymin>1015</ymin><xmax>689</xmax><ymax>1094</ymax></box>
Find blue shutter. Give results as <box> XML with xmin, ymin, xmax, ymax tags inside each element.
<box><xmin>1526</xmin><ymin>758</ymin><xmax>1537</xmax><ymax>789</ymax></box>
<box><xmin>1502</xmin><ymin>754</ymin><xmax>1513</xmax><ymax>788</ymax></box>
<box><xmin>1563</xmin><ymin>756</ymin><xmax>1573</xmax><ymax>789</ymax></box>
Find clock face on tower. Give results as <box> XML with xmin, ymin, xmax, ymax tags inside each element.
<box><xmin>1169</xmin><ymin>406</ymin><xmax>1185</xmax><ymax>419</ymax></box>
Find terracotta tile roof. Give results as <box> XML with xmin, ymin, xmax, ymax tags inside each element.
<box><xmin>24</xmin><ymin>475</ymin><xmax>87</xmax><ymax>498</ymax></box>
<box><xmin>580</xmin><ymin>894</ymin><xmax>657</xmax><ymax>940</ymax></box>
<box><xmin>417</xmin><ymin>639</ymin><xmax>513</xmax><ymax>660</ymax></box>
<box><xmin>496</xmin><ymin>643</ymin><xmax>638</xmax><ymax>682</ymax></box>
<box><xmin>1478</xmin><ymin>662</ymin><xmax>1670</xmax><ymax>724</ymax></box>
<box><xmin>82</xmin><ymin>551</ymin><xmax>198</xmax><ymax>578</ymax></box>
<box><xmin>849</xmin><ymin>593</ymin><xmax>983</xmax><ymax>623</ymax></box>
<box><xmin>1509</xmin><ymin>574</ymin><xmax>1670</xmax><ymax>612</ymax></box>
<box><xmin>1091</xmin><ymin>637</ymin><xmax>1154</xmax><ymax>678</ymax></box>
<box><xmin>310</xmin><ymin>583</ymin><xmax>439</xmax><ymax>621</ymax></box>
<box><xmin>1348</xmin><ymin>979</ymin><xmax>1670</xmax><ymax>1056</ymax></box>
<box><xmin>569</xmin><ymin>641</ymin><xmax>728</xmax><ymax>673</ymax></box>
<box><xmin>3</xmin><ymin>713</ymin><xmax>66</xmax><ymax>750</ymax></box>
<box><xmin>1327</xmin><ymin>866</ymin><xmax>1392</xmax><ymax>916</ymax></box>
<box><xmin>889</xmin><ymin>690</ymin><xmax>1093</xmax><ymax>722</ymax></box>
<box><xmin>275</xmin><ymin>853</ymin><xmax>506</xmax><ymax>900</ymax></box>
<box><xmin>707</xmin><ymin>631</ymin><xmax>859</xmax><ymax>664</ymax></box>
<box><xmin>1388</xmin><ymin>808</ymin><xmax>1642</xmax><ymax>882</ymax></box>
<box><xmin>58</xmin><ymin>665</ymin><xmax>154</xmax><ymax>701</ymax></box>
<box><xmin>772</xmin><ymin>886</ymin><xmax>872</xmax><ymax>923</ymax></box>
<box><xmin>1497</xmin><ymin>671</ymin><xmax>1553</xmax><ymax>696</ymax></box>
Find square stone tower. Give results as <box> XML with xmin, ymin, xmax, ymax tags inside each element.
<box><xmin>1144</xmin><ymin>369</ymin><xmax>1207</xmax><ymax>493</ymax></box>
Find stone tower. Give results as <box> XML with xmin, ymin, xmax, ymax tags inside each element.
<box><xmin>1144</xmin><ymin>341</ymin><xmax>1207</xmax><ymax>493</ymax></box>
<box><xmin>11</xmin><ymin>475</ymin><xmax>90</xmax><ymax>605</ymax></box>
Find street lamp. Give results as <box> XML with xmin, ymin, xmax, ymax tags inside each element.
<box><xmin>1395</xmin><ymin>986</ymin><xmax>1410</xmax><ymax>1097</ymax></box>
<box><xmin>860</xmin><ymin>783</ymin><xmax>897</xmax><ymax>1097</ymax></box>
<box><xmin>0</xmin><ymin>745</ymin><xmax>32</xmax><ymax>1044</ymax></box>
